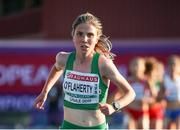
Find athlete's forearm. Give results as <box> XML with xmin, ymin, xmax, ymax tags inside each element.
<box><xmin>114</xmin><ymin>77</ymin><xmax>136</xmax><ymax>110</ymax></box>
<box><xmin>116</xmin><ymin>86</ymin><xmax>135</xmax><ymax>110</ymax></box>
<box><xmin>41</xmin><ymin>65</ymin><xmax>64</xmax><ymax>95</ymax></box>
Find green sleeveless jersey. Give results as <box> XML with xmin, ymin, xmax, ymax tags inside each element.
<box><xmin>62</xmin><ymin>52</ymin><xmax>109</xmax><ymax>110</ymax></box>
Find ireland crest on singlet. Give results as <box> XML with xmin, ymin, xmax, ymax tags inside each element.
<box><xmin>63</xmin><ymin>70</ymin><xmax>100</xmax><ymax>104</ymax></box>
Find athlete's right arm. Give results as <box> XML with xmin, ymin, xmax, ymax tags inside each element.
<box><xmin>33</xmin><ymin>52</ymin><xmax>69</xmax><ymax>110</ymax></box>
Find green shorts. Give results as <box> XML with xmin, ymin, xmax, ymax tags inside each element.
<box><xmin>60</xmin><ymin>120</ymin><xmax>107</xmax><ymax>129</ymax></box>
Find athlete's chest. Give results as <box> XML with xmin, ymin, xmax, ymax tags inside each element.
<box><xmin>73</xmin><ymin>59</ymin><xmax>92</xmax><ymax>73</ymax></box>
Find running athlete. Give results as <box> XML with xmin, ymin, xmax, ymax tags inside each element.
<box><xmin>125</xmin><ymin>57</ymin><xmax>149</xmax><ymax>129</ymax></box>
<box><xmin>33</xmin><ymin>12</ymin><xmax>135</xmax><ymax>129</ymax></box>
<box><xmin>164</xmin><ymin>55</ymin><xmax>180</xmax><ymax>129</ymax></box>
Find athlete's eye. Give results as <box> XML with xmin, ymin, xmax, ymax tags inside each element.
<box><xmin>76</xmin><ymin>32</ymin><xmax>83</xmax><ymax>37</ymax></box>
<box><xmin>87</xmin><ymin>33</ymin><xmax>94</xmax><ymax>38</ymax></box>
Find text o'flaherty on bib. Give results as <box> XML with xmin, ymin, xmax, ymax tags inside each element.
<box><xmin>63</xmin><ymin>70</ymin><xmax>100</xmax><ymax>104</ymax></box>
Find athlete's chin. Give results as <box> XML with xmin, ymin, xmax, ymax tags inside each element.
<box><xmin>81</xmin><ymin>48</ymin><xmax>89</xmax><ymax>52</ymax></box>
<box><xmin>80</xmin><ymin>49</ymin><xmax>89</xmax><ymax>54</ymax></box>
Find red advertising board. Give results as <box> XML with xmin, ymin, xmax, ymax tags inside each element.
<box><xmin>0</xmin><ymin>53</ymin><xmax>53</xmax><ymax>94</ymax></box>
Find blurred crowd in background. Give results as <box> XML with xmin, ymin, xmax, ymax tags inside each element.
<box><xmin>108</xmin><ymin>54</ymin><xmax>180</xmax><ymax>129</ymax></box>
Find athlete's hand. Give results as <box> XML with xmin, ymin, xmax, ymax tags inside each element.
<box><xmin>99</xmin><ymin>103</ymin><xmax>115</xmax><ymax>116</ymax></box>
<box><xmin>33</xmin><ymin>93</ymin><xmax>47</xmax><ymax>110</ymax></box>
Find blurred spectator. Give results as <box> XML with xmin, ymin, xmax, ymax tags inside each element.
<box><xmin>125</xmin><ymin>57</ymin><xmax>149</xmax><ymax>129</ymax></box>
<box><xmin>144</xmin><ymin>57</ymin><xmax>166</xmax><ymax>129</ymax></box>
<box><xmin>164</xmin><ymin>55</ymin><xmax>180</xmax><ymax>129</ymax></box>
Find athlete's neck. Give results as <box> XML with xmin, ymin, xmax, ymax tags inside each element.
<box><xmin>76</xmin><ymin>51</ymin><xmax>95</xmax><ymax>64</ymax></box>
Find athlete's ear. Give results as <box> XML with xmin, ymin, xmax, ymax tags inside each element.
<box><xmin>72</xmin><ymin>36</ymin><xmax>75</xmax><ymax>43</ymax></box>
<box><xmin>72</xmin><ymin>33</ymin><xmax>76</xmax><ymax>43</ymax></box>
<box><xmin>95</xmin><ymin>36</ymin><xmax>99</xmax><ymax>45</ymax></box>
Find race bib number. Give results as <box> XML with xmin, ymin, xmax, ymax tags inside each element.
<box><xmin>63</xmin><ymin>70</ymin><xmax>100</xmax><ymax>104</ymax></box>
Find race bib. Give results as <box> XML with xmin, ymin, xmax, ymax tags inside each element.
<box><xmin>63</xmin><ymin>70</ymin><xmax>100</xmax><ymax>104</ymax></box>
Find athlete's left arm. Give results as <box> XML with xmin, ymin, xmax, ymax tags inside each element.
<box><xmin>99</xmin><ymin>56</ymin><xmax>136</xmax><ymax>115</ymax></box>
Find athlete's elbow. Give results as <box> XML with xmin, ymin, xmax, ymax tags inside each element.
<box><xmin>130</xmin><ymin>89</ymin><xmax>136</xmax><ymax>102</ymax></box>
<box><xmin>128</xmin><ymin>88</ymin><xmax>136</xmax><ymax>103</ymax></box>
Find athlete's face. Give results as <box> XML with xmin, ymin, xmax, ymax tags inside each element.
<box><xmin>73</xmin><ymin>23</ymin><xmax>98</xmax><ymax>55</ymax></box>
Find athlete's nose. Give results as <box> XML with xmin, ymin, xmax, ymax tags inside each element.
<box><xmin>82</xmin><ymin>34</ymin><xmax>88</xmax><ymax>42</ymax></box>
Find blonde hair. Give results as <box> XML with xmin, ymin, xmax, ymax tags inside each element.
<box><xmin>72</xmin><ymin>12</ymin><xmax>115</xmax><ymax>59</ymax></box>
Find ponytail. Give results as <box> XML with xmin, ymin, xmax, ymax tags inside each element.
<box><xmin>95</xmin><ymin>35</ymin><xmax>116</xmax><ymax>60</ymax></box>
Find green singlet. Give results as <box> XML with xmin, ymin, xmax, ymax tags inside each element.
<box><xmin>62</xmin><ymin>52</ymin><xmax>109</xmax><ymax>110</ymax></box>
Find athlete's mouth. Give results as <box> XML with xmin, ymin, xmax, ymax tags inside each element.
<box><xmin>80</xmin><ymin>45</ymin><xmax>89</xmax><ymax>49</ymax></box>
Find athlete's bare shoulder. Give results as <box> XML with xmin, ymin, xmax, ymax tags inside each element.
<box><xmin>98</xmin><ymin>54</ymin><xmax>114</xmax><ymax>75</ymax></box>
<box><xmin>99</xmin><ymin>54</ymin><xmax>113</xmax><ymax>67</ymax></box>
<box><xmin>55</xmin><ymin>51</ymin><xmax>71</xmax><ymax>70</ymax></box>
